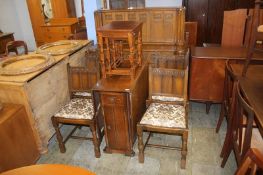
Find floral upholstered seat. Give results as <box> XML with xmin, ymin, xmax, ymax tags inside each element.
<box><xmin>140</xmin><ymin>103</ymin><xmax>186</xmax><ymax>128</ymax></box>
<box><xmin>54</xmin><ymin>98</ymin><xmax>94</xmax><ymax>120</ymax></box>
<box><xmin>73</xmin><ymin>92</ymin><xmax>92</xmax><ymax>97</ymax></box>
<box><xmin>152</xmin><ymin>95</ymin><xmax>184</xmax><ymax>102</ymax></box>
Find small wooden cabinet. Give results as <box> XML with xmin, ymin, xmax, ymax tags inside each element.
<box><xmin>41</xmin><ymin>18</ymin><xmax>78</xmax><ymax>43</ymax></box>
<box><xmin>0</xmin><ymin>33</ymin><xmax>14</xmax><ymax>54</ymax></box>
<box><xmin>0</xmin><ymin>104</ymin><xmax>39</xmax><ymax>173</ymax></box>
<box><xmin>93</xmin><ymin>63</ymin><xmax>148</xmax><ymax>156</ymax></box>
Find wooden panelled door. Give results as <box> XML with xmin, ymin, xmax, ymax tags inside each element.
<box><xmin>184</xmin><ymin>0</ymin><xmax>255</xmax><ymax>46</ymax></box>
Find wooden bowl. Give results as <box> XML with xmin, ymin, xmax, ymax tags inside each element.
<box><xmin>36</xmin><ymin>40</ymin><xmax>82</xmax><ymax>56</ymax></box>
<box><xmin>0</xmin><ymin>54</ymin><xmax>54</xmax><ymax>75</ymax></box>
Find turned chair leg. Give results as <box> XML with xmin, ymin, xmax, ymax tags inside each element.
<box><xmin>51</xmin><ymin>116</ymin><xmax>66</xmax><ymax>153</ymax></box>
<box><xmin>137</xmin><ymin>125</ymin><xmax>144</xmax><ymax>163</ymax></box>
<box><xmin>90</xmin><ymin>122</ymin><xmax>101</xmax><ymax>158</ymax></box>
<box><xmin>216</xmin><ymin>103</ymin><xmax>226</xmax><ymax>133</ymax></box>
<box><xmin>181</xmin><ymin>131</ymin><xmax>188</xmax><ymax>169</ymax></box>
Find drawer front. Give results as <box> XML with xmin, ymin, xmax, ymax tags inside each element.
<box><xmin>44</xmin><ymin>33</ymin><xmax>71</xmax><ymax>42</ymax></box>
<box><xmin>101</xmin><ymin>93</ymin><xmax>125</xmax><ymax>105</ymax></box>
<box><xmin>44</xmin><ymin>26</ymin><xmax>71</xmax><ymax>33</ymax></box>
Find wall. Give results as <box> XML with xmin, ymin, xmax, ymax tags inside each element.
<box><xmin>145</xmin><ymin>0</ymin><xmax>182</xmax><ymax>7</ymax></box>
<box><xmin>74</xmin><ymin>0</ymin><xmax>82</xmax><ymax>17</ymax></box>
<box><xmin>0</xmin><ymin>0</ymin><xmax>36</xmax><ymax>51</ymax></box>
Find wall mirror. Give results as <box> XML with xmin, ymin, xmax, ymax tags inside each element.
<box><xmin>41</xmin><ymin>0</ymin><xmax>53</xmax><ymax>21</ymax></box>
<box><xmin>40</xmin><ymin>0</ymin><xmax>84</xmax><ymax>22</ymax></box>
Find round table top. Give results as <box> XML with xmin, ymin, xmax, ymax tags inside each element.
<box><xmin>1</xmin><ymin>164</ymin><xmax>95</xmax><ymax>175</ymax></box>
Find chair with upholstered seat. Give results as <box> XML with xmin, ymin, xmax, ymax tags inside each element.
<box><xmin>137</xmin><ymin>63</ymin><xmax>189</xmax><ymax>169</ymax></box>
<box><xmin>221</xmin><ymin>83</ymin><xmax>263</xmax><ymax>167</ymax></box>
<box><xmin>5</xmin><ymin>40</ymin><xmax>28</xmax><ymax>56</ymax></box>
<box><xmin>51</xmin><ymin>64</ymin><xmax>102</xmax><ymax>158</ymax></box>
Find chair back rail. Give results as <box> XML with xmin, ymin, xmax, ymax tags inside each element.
<box><xmin>67</xmin><ymin>65</ymin><xmax>99</xmax><ymax>97</ymax></box>
<box><xmin>235</xmin><ymin>148</ymin><xmax>263</xmax><ymax>175</ymax></box>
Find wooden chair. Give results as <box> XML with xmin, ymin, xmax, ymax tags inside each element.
<box><xmin>137</xmin><ymin>62</ymin><xmax>189</xmax><ymax>169</ymax></box>
<box><xmin>220</xmin><ymin>83</ymin><xmax>263</xmax><ymax>167</ymax></box>
<box><xmin>216</xmin><ymin>60</ymin><xmax>237</xmax><ymax>133</ymax></box>
<box><xmin>5</xmin><ymin>40</ymin><xmax>28</xmax><ymax>56</ymax></box>
<box><xmin>242</xmin><ymin>0</ymin><xmax>263</xmax><ymax>76</ymax></box>
<box><xmin>235</xmin><ymin>148</ymin><xmax>263</xmax><ymax>175</ymax></box>
<box><xmin>203</xmin><ymin>9</ymin><xmax>247</xmax><ymax>47</ymax></box>
<box><xmin>51</xmin><ymin>64</ymin><xmax>102</xmax><ymax>158</ymax></box>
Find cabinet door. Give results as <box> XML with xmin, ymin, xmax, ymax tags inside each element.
<box><xmin>101</xmin><ymin>93</ymin><xmax>130</xmax><ymax>151</ymax></box>
<box><xmin>187</xmin><ymin>0</ymin><xmax>208</xmax><ymax>46</ymax></box>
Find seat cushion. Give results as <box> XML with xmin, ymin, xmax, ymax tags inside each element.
<box><xmin>73</xmin><ymin>92</ymin><xmax>92</xmax><ymax>97</ymax></box>
<box><xmin>54</xmin><ymin>98</ymin><xmax>94</xmax><ymax>120</ymax></box>
<box><xmin>140</xmin><ymin>103</ymin><xmax>186</xmax><ymax>128</ymax></box>
<box><xmin>152</xmin><ymin>95</ymin><xmax>184</xmax><ymax>102</ymax></box>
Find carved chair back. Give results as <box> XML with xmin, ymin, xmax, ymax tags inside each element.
<box><xmin>67</xmin><ymin>64</ymin><xmax>99</xmax><ymax>99</ymax></box>
<box><xmin>5</xmin><ymin>40</ymin><xmax>28</xmax><ymax>56</ymax></box>
<box><xmin>185</xmin><ymin>22</ymin><xmax>197</xmax><ymax>47</ymax></box>
<box><xmin>148</xmin><ymin>64</ymin><xmax>188</xmax><ymax>105</ymax></box>
<box><xmin>229</xmin><ymin>83</ymin><xmax>255</xmax><ymax>165</ymax></box>
<box><xmin>235</xmin><ymin>148</ymin><xmax>263</xmax><ymax>175</ymax></box>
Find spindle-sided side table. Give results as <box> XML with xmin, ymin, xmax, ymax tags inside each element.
<box><xmin>97</xmin><ymin>21</ymin><xmax>143</xmax><ymax>79</ymax></box>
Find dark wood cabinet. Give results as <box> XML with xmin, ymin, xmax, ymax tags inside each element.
<box><xmin>184</xmin><ymin>0</ymin><xmax>255</xmax><ymax>46</ymax></box>
<box><xmin>93</xmin><ymin>63</ymin><xmax>148</xmax><ymax>156</ymax></box>
<box><xmin>0</xmin><ymin>104</ymin><xmax>39</xmax><ymax>173</ymax></box>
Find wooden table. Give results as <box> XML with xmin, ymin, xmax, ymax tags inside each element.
<box><xmin>0</xmin><ymin>33</ymin><xmax>14</xmax><ymax>54</ymax></box>
<box><xmin>238</xmin><ymin>65</ymin><xmax>263</xmax><ymax>130</ymax></box>
<box><xmin>97</xmin><ymin>21</ymin><xmax>143</xmax><ymax>79</ymax></box>
<box><xmin>1</xmin><ymin>164</ymin><xmax>95</xmax><ymax>175</ymax></box>
<box><xmin>190</xmin><ymin>46</ymin><xmax>263</xmax><ymax>113</ymax></box>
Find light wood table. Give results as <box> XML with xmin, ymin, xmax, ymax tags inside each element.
<box><xmin>1</xmin><ymin>164</ymin><xmax>95</xmax><ymax>175</ymax></box>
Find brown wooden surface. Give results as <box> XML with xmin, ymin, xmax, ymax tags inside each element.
<box><xmin>94</xmin><ymin>8</ymin><xmax>185</xmax><ymax>46</ymax></box>
<box><xmin>221</xmin><ymin>9</ymin><xmax>247</xmax><ymax>47</ymax></box>
<box><xmin>0</xmin><ymin>33</ymin><xmax>14</xmax><ymax>54</ymax></box>
<box><xmin>93</xmin><ymin>62</ymin><xmax>148</xmax><ymax>155</ymax></box>
<box><xmin>0</xmin><ymin>41</ymin><xmax>92</xmax><ymax>153</ymax></box>
<box><xmin>26</xmin><ymin>0</ymin><xmax>46</xmax><ymax>46</ymax></box>
<box><xmin>0</xmin><ymin>104</ymin><xmax>39</xmax><ymax>173</ymax></box>
<box><xmin>185</xmin><ymin>0</ymin><xmax>254</xmax><ymax>46</ymax></box>
<box><xmin>41</xmin><ymin>19</ymin><xmax>78</xmax><ymax>43</ymax></box>
<box><xmin>185</xmin><ymin>22</ymin><xmax>197</xmax><ymax>46</ymax></box>
<box><xmin>190</xmin><ymin>46</ymin><xmax>263</xmax><ymax>103</ymax></box>
<box><xmin>1</xmin><ymin>164</ymin><xmax>95</xmax><ymax>175</ymax></box>
<box><xmin>238</xmin><ymin>65</ymin><xmax>263</xmax><ymax>130</ymax></box>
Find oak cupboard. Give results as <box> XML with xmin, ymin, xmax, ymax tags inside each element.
<box><xmin>93</xmin><ymin>62</ymin><xmax>148</xmax><ymax>155</ymax></box>
<box><xmin>0</xmin><ymin>104</ymin><xmax>39</xmax><ymax>173</ymax></box>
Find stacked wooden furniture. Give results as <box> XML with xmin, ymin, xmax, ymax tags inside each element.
<box><xmin>0</xmin><ymin>40</ymin><xmax>92</xmax><ymax>153</ymax></box>
<box><xmin>0</xmin><ymin>104</ymin><xmax>39</xmax><ymax>173</ymax></box>
<box><xmin>94</xmin><ymin>8</ymin><xmax>185</xmax><ymax>54</ymax></box>
<box><xmin>41</xmin><ymin>18</ymin><xmax>78</xmax><ymax>43</ymax></box>
<box><xmin>97</xmin><ymin>21</ymin><xmax>143</xmax><ymax>78</ymax></box>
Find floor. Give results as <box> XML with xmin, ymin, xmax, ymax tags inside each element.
<box><xmin>37</xmin><ymin>102</ymin><xmax>237</xmax><ymax>175</ymax></box>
